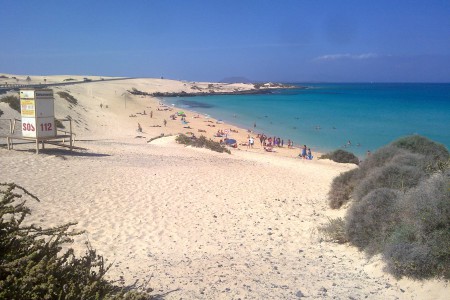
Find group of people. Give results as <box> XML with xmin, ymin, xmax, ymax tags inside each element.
<box><xmin>299</xmin><ymin>144</ymin><xmax>313</xmax><ymax>160</ymax></box>
<box><xmin>215</xmin><ymin>129</ymin><xmax>227</xmax><ymax>137</ymax></box>
<box><xmin>257</xmin><ymin>134</ymin><xmax>284</xmax><ymax>147</ymax></box>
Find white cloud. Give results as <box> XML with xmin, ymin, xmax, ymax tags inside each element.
<box><xmin>314</xmin><ymin>53</ymin><xmax>379</xmax><ymax>61</ymax></box>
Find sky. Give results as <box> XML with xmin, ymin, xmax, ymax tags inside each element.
<box><xmin>1</xmin><ymin>0</ymin><xmax>450</xmax><ymax>82</ymax></box>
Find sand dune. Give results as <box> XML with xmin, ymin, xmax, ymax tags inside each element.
<box><xmin>0</xmin><ymin>75</ymin><xmax>448</xmax><ymax>299</ymax></box>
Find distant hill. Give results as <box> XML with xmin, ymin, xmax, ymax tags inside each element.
<box><xmin>219</xmin><ymin>76</ymin><xmax>253</xmax><ymax>84</ymax></box>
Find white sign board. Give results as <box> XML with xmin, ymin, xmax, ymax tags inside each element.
<box><xmin>20</xmin><ymin>89</ymin><xmax>56</xmax><ymax>138</ymax></box>
<box><xmin>21</xmin><ymin>117</ymin><xmax>56</xmax><ymax>138</ymax></box>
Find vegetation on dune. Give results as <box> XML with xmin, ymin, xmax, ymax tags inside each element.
<box><xmin>55</xmin><ymin>118</ymin><xmax>65</xmax><ymax>129</ymax></box>
<box><xmin>391</xmin><ymin>135</ymin><xmax>449</xmax><ymax>162</ymax></box>
<box><xmin>319</xmin><ymin>149</ymin><xmax>360</xmax><ymax>165</ymax></box>
<box><xmin>321</xmin><ymin>135</ymin><xmax>450</xmax><ymax>279</ymax></box>
<box><xmin>57</xmin><ymin>91</ymin><xmax>78</xmax><ymax>105</ymax></box>
<box><xmin>176</xmin><ymin>134</ymin><xmax>231</xmax><ymax>154</ymax></box>
<box><xmin>0</xmin><ymin>108</ymin><xmax>3</xmax><ymax>117</ymax></box>
<box><xmin>0</xmin><ymin>183</ymin><xmax>153</xmax><ymax>299</ymax></box>
<box><xmin>318</xmin><ymin>217</ymin><xmax>348</xmax><ymax>244</ymax></box>
<box><xmin>0</xmin><ymin>95</ymin><xmax>20</xmax><ymax>113</ymax></box>
<box><xmin>328</xmin><ymin>168</ymin><xmax>359</xmax><ymax>209</ymax></box>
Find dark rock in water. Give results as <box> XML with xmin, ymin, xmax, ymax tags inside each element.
<box><xmin>177</xmin><ymin>99</ymin><xmax>214</xmax><ymax>108</ymax></box>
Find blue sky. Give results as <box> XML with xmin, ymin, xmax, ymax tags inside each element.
<box><xmin>1</xmin><ymin>0</ymin><xmax>449</xmax><ymax>82</ymax></box>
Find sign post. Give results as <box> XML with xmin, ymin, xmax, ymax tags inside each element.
<box><xmin>20</xmin><ymin>89</ymin><xmax>56</xmax><ymax>138</ymax></box>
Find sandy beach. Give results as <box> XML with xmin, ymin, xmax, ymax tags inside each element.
<box><xmin>0</xmin><ymin>75</ymin><xmax>448</xmax><ymax>299</ymax></box>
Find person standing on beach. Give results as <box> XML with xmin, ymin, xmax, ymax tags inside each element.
<box><xmin>249</xmin><ymin>136</ymin><xmax>254</xmax><ymax>148</ymax></box>
<box><xmin>163</xmin><ymin>119</ymin><xmax>167</xmax><ymax>126</ymax></box>
<box><xmin>301</xmin><ymin>145</ymin><xmax>307</xmax><ymax>158</ymax></box>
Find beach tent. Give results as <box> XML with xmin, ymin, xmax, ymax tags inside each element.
<box><xmin>225</xmin><ymin>139</ymin><xmax>237</xmax><ymax>145</ymax></box>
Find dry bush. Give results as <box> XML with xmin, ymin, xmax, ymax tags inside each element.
<box><xmin>0</xmin><ymin>95</ymin><xmax>20</xmax><ymax>112</ymax></box>
<box><xmin>383</xmin><ymin>241</ymin><xmax>438</xmax><ymax>279</ymax></box>
<box><xmin>391</xmin><ymin>135</ymin><xmax>449</xmax><ymax>162</ymax></box>
<box><xmin>327</xmin><ymin>135</ymin><xmax>450</xmax><ymax>280</ymax></box>
<box><xmin>320</xmin><ymin>149</ymin><xmax>360</xmax><ymax>165</ymax></box>
<box><xmin>319</xmin><ymin>217</ymin><xmax>349</xmax><ymax>243</ymax></box>
<box><xmin>358</xmin><ymin>146</ymin><xmax>408</xmax><ymax>176</ymax></box>
<box><xmin>328</xmin><ymin>168</ymin><xmax>359</xmax><ymax>209</ymax></box>
<box><xmin>346</xmin><ymin>188</ymin><xmax>401</xmax><ymax>255</ymax></box>
<box><xmin>383</xmin><ymin>173</ymin><xmax>450</xmax><ymax>279</ymax></box>
<box><xmin>400</xmin><ymin>173</ymin><xmax>450</xmax><ymax>236</ymax></box>
<box><xmin>175</xmin><ymin>134</ymin><xmax>231</xmax><ymax>154</ymax></box>
<box><xmin>352</xmin><ymin>162</ymin><xmax>425</xmax><ymax>202</ymax></box>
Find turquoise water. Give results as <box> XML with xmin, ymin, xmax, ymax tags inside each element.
<box><xmin>164</xmin><ymin>83</ymin><xmax>450</xmax><ymax>157</ymax></box>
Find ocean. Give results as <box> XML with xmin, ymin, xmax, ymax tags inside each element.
<box><xmin>164</xmin><ymin>83</ymin><xmax>450</xmax><ymax>157</ymax></box>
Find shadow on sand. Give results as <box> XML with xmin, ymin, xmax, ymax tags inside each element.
<box><xmin>16</xmin><ymin>148</ymin><xmax>111</xmax><ymax>158</ymax></box>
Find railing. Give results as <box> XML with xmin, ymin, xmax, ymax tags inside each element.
<box><xmin>0</xmin><ymin>117</ymin><xmax>76</xmax><ymax>153</ymax></box>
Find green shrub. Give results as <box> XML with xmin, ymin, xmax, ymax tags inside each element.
<box><xmin>352</xmin><ymin>162</ymin><xmax>425</xmax><ymax>202</ymax></box>
<box><xmin>425</xmin><ymin>159</ymin><xmax>450</xmax><ymax>174</ymax></box>
<box><xmin>328</xmin><ymin>168</ymin><xmax>359</xmax><ymax>209</ymax></box>
<box><xmin>384</xmin><ymin>204</ymin><xmax>450</xmax><ymax>279</ymax></box>
<box><xmin>57</xmin><ymin>91</ymin><xmax>78</xmax><ymax>105</ymax></box>
<box><xmin>383</xmin><ymin>242</ymin><xmax>436</xmax><ymax>279</ymax></box>
<box><xmin>319</xmin><ymin>217</ymin><xmax>348</xmax><ymax>244</ymax></box>
<box><xmin>391</xmin><ymin>135</ymin><xmax>449</xmax><ymax>162</ymax></box>
<box><xmin>0</xmin><ymin>95</ymin><xmax>20</xmax><ymax>112</ymax></box>
<box><xmin>320</xmin><ymin>149</ymin><xmax>359</xmax><ymax>165</ymax></box>
<box><xmin>175</xmin><ymin>134</ymin><xmax>231</xmax><ymax>154</ymax></box>
<box><xmin>346</xmin><ymin>188</ymin><xmax>401</xmax><ymax>255</ymax></box>
<box><xmin>358</xmin><ymin>145</ymin><xmax>406</xmax><ymax>176</ymax></box>
<box><xmin>0</xmin><ymin>183</ymin><xmax>152</xmax><ymax>299</ymax></box>
<box><xmin>387</xmin><ymin>173</ymin><xmax>450</xmax><ymax>279</ymax></box>
<box><xmin>400</xmin><ymin>173</ymin><xmax>450</xmax><ymax>237</ymax></box>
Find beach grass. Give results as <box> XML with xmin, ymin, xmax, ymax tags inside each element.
<box><xmin>175</xmin><ymin>133</ymin><xmax>231</xmax><ymax>154</ymax></box>
<box><xmin>56</xmin><ymin>91</ymin><xmax>78</xmax><ymax>106</ymax></box>
<box><xmin>0</xmin><ymin>95</ymin><xmax>20</xmax><ymax>112</ymax></box>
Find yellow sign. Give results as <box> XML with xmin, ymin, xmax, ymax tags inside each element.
<box><xmin>20</xmin><ymin>99</ymin><xmax>36</xmax><ymax>117</ymax></box>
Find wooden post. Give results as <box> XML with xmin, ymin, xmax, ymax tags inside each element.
<box><xmin>69</xmin><ymin>118</ymin><xmax>73</xmax><ymax>151</ymax></box>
